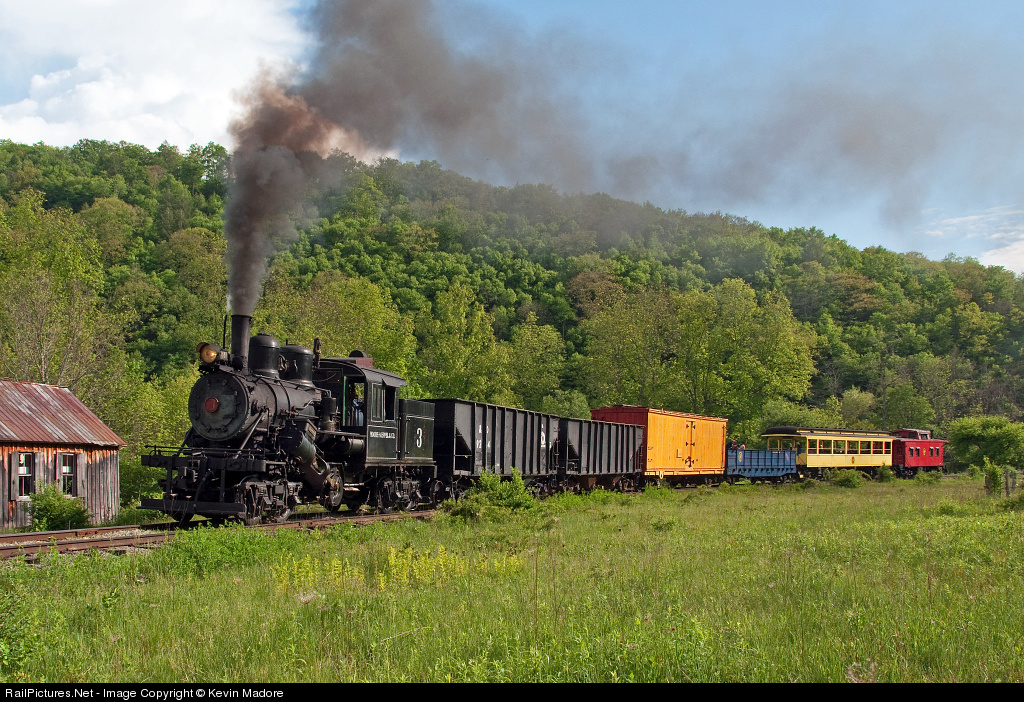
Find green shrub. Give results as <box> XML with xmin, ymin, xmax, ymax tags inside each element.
<box><xmin>931</xmin><ymin>498</ymin><xmax>972</xmax><ymax>517</ymax></box>
<box><xmin>0</xmin><ymin>591</ymin><xmax>40</xmax><ymax>680</ymax></box>
<box><xmin>876</xmin><ymin>464</ymin><xmax>895</xmax><ymax>483</ymax></box>
<box><xmin>1002</xmin><ymin>491</ymin><xmax>1024</xmax><ymax>512</ymax></box>
<box><xmin>107</xmin><ymin>504</ymin><xmax>165</xmax><ymax>526</ymax></box>
<box><xmin>445</xmin><ymin>470</ymin><xmax>536</xmax><ymax>521</ymax></box>
<box><xmin>914</xmin><ymin>470</ymin><xmax>941</xmax><ymax>485</ymax></box>
<box><xmin>27</xmin><ymin>484</ymin><xmax>91</xmax><ymax>531</ymax></box>
<box><xmin>831</xmin><ymin>469</ymin><xmax>865</xmax><ymax>488</ymax></box>
<box><xmin>983</xmin><ymin>457</ymin><xmax>1005</xmax><ymax>495</ymax></box>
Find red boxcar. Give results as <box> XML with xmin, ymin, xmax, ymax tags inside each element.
<box><xmin>890</xmin><ymin>428</ymin><xmax>946</xmax><ymax>478</ymax></box>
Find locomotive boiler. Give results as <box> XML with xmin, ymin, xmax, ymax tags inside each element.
<box><xmin>141</xmin><ymin>314</ymin><xmax>437</xmax><ymax>524</ymax></box>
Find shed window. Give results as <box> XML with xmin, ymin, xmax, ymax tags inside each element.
<box><xmin>17</xmin><ymin>453</ymin><xmax>34</xmax><ymax>497</ymax></box>
<box><xmin>59</xmin><ymin>453</ymin><xmax>77</xmax><ymax>496</ymax></box>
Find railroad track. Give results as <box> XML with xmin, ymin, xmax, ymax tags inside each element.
<box><xmin>0</xmin><ymin>510</ymin><xmax>436</xmax><ymax>562</ymax></box>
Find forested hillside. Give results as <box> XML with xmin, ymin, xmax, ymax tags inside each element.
<box><xmin>1</xmin><ymin>139</ymin><xmax>1021</xmax><ymax>501</ymax></box>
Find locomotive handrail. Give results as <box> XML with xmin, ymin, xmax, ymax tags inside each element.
<box><xmin>234</xmin><ymin>408</ymin><xmax>267</xmax><ymax>456</ymax></box>
<box><xmin>146</xmin><ymin>445</ymin><xmax>263</xmax><ymax>458</ymax></box>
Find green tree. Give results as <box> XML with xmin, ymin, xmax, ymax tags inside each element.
<box><xmin>671</xmin><ymin>280</ymin><xmax>815</xmax><ymax>419</ymax></box>
<box><xmin>583</xmin><ymin>288</ymin><xmax>682</xmax><ymax>408</ymax></box>
<box><xmin>885</xmin><ymin>382</ymin><xmax>935</xmax><ymax>429</ymax></box>
<box><xmin>945</xmin><ymin>415</ymin><xmax>1024</xmax><ymax>470</ymax></box>
<box><xmin>256</xmin><ymin>269</ymin><xmax>419</xmax><ymax>385</ymax></box>
<box><xmin>0</xmin><ymin>191</ymin><xmax>120</xmax><ymax>390</ymax></box>
<box><xmin>508</xmin><ymin>312</ymin><xmax>565</xmax><ymax>410</ymax></box>
<box><xmin>416</xmin><ymin>282</ymin><xmax>514</xmax><ymax>403</ymax></box>
<box><xmin>840</xmin><ymin>387</ymin><xmax>876</xmax><ymax>428</ymax></box>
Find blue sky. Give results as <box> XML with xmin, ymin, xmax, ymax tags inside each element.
<box><xmin>2</xmin><ymin>0</ymin><xmax>1024</xmax><ymax>272</ymax></box>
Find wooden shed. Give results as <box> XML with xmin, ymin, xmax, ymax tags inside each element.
<box><xmin>0</xmin><ymin>380</ymin><xmax>124</xmax><ymax>529</ymax></box>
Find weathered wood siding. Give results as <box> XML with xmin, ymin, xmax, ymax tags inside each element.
<box><xmin>0</xmin><ymin>444</ymin><xmax>120</xmax><ymax>529</ymax></box>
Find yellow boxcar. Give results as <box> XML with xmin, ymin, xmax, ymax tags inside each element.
<box><xmin>762</xmin><ymin>426</ymin><xmax>892</xmax><ymax>477</ymax></box>
<box><xmin>591</xmin><ymin>406</ymin><xmax>728</xmax><ymax>484</ymax></box>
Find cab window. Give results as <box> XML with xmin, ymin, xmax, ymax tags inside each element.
<box><xmin>371</xmin><ymin>384</ymin><xmax>384</xmax><ymax>421</ymax></box>
<box><xmin>384</xmin><ymin>386</ymin><xmax>397</xmax><ymax>421</ymax></box>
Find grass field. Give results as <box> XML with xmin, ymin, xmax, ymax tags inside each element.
<box><xmin>0</xmin><ymin>475</ymin><xmax>1021</xmax><ymax>682</ymax></box>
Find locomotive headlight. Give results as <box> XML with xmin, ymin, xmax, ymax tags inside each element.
<box><xmin>197</xmin><ymin>343</ymin><xmax>221</xmax><ymax>364</ymax></box>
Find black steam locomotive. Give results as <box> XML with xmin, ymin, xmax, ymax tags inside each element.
<box><xmin>143</xmin><ymin>315</ymin><xmax>646</xmax><ymax>524</ymax></box>
<box><xmin>141</xmin><ymin>314</ymin><xmax>438</xmax><ymax>524</ymax></box>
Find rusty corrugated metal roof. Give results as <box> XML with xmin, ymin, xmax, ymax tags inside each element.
<box><xmin>0</xmin><ymin>380</ymin><xmax>125</xmax><ymax>447</ymax></box>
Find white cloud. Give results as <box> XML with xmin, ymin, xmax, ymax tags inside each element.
<box><xmin>979</xmin><ymin>238</ymin><xmax>1024</xmax><ymax>274</ymax></box>
<box><xmin>0</xmin><ymin>0</ymin><xmax>306</xmax><ymax>149</ymax></box>
<box><xmin>920</xmin><ymin>205</ymin><xmax>1024</xmax><ymax>273</ymax></box>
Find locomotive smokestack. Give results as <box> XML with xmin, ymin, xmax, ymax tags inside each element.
<box><xmin>231</xmin><ymin>314</ymin><xmax>252</xmax><ymax>370</ymax></box>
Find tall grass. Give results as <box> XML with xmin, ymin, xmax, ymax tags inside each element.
<box><xmin>0</xmin><ymin>476</ymin><xmax>1021</xmax><ymax>682</ymax></box>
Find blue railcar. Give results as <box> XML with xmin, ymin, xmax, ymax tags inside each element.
<box><xmin>726</xmin><ymin>449</ymin><xmax>802</xmax><ymax>482</ymax></box>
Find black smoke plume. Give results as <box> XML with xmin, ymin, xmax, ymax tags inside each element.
<box><xmin>224</xmin><ymin>0</ymin><xmax>592</xmax><ymax>314</ymax></box>
<box><xmin>225</xmin><ymin>0</ymin><xmax>1024</xmax><ymax>306</ymax></box>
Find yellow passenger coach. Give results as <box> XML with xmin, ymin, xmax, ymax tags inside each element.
<box><xmin>762</xmin><ymin>426</ymin><xmax>893</xmax><ymax>478</ymax></box>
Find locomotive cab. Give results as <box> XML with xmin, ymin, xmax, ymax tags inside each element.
<box><xmin>313</xmin><ymin>358</ymin><xmax>434</xmax><ymax>466</ymax></box>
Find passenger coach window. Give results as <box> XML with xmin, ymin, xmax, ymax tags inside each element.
<box><xmin>820</xmin><ymin>440</ymin><xmax>832</xmax><ymax>455</ymax></box>
<box><xmin>807</xmin><ymin>439</ymin><xmax>817</xmax><ymax>454</ymax></box>
<box><xmin>860</xmin><ymin>441</ymin><xmax>871</xmax><ymax>454</ymax></box>
<box><xmin>834</xmin><ymin>440</ymin><xmax>846</xmax><ymax>454</ymax></box>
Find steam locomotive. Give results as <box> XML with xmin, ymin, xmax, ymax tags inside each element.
<box><xmin>141</xmin><ymin>315</ymin><xmax>645</xmax><ymax>524</ymax></box>
<box><xmin>141</xmin><ymin>315</ymin><xmax>439</xmax><ymax>523</ymax></box>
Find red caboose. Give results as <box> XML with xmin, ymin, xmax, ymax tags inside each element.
<box><xmin>890</xmin><ymin>428</ymin><xmax>946</xmax><ymax>478</ymax></box>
